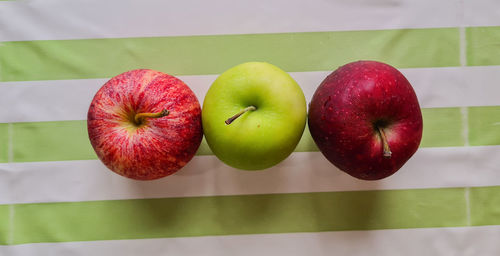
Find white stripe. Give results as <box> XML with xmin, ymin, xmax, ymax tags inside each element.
<box><xmin>1</xmin><ymin>66</ymin><xmax>500</xmax><ymax>123</ymax></box>
<box><xmin>1</xmin><ymin>225</ymin><xmax>500</xmax><ymax>255</ymax></box>
<box><xmin>1</xmin><ymin>145</ymin><xmax>499</xmax><ymax>205</ymax></box>
<box><xmin>464</xmin><ymin>0</ymin><xmax>500</xmax><ymax>27</ymax></box>
<box><xmin>0</xmin><ymin>0</ymin><xmax>463</xmax><ymax>42</ymax></box>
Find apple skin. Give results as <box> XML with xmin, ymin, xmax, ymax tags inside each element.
<box><xmin>202</xmin><ymin>62</ymin><xmax>307</xmax><ymax>170</ymax></box>
<box><xmin>308</xmin><ymin>60</ymin><xmax>423</xmax><ymax>180</ymax></box>
<box><xmin>87</xmin><ymin>69</ymin><xmax>203</xmax><ymax>180</ymax></box>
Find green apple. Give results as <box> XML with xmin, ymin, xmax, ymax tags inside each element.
<box><xmin>202</xmin><ymin>62</ymin><xmax>307</xmax><ymax>170</ymax></box>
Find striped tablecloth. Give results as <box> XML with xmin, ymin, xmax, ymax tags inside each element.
<box><xmin>1</xmin><ymin>0</ymin><xmax>499</xmax><ymax>255</ymax></box>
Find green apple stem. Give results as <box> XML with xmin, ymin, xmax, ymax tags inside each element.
<box><xmin>377</xmin><ymin>126</ymin><xmax>392</xmax><ymax>158</ymax></box>
<box><xmin>225</xmin><ymin>106</ymin><xmax>256</xmax><ymax>125</ymax></box>
<box><xmin>134</xmin><ymin>109</ymin><xmax>169</xmax><ymax>125</ymax></box>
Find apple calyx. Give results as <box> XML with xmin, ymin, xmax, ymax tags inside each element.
<box><xmin>225</xmin><ymin>106</ymin><xmax>256</xmax><ymax>125</ymax></box>
<box><xmin>376</xmin><ymin>126</ymin><xmax>392</xmax><ymax>158</ymax></box>
<box><xmin>134</xmin><ymin>109</ymin><xmax>169</xmax><ymax>125</ymax></box>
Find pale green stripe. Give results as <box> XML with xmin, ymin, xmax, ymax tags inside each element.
<box><xmin>11</xmin><ymin>187</ymin><xmax>467</xmax><ymax>244</ymax></box>
<box><xmin>195</xmin><ymin>137</ymin><xmax>213</xmax><ymax>155</ymax></box>
<box><xmin>469</xmin><ymin>106</ymin><xmax>500</xmax><ymax>146</ymax></box>
<box><xmin>0</xmin><ymin>28</ymin><xmax>460</xmax><ymax>82</ymax></box>
<box><xmin>2</xmin><ymin>106</ymin><xmax>487</xmax><ymax>163</ymax></box>
<box><xmin>294</xmin><ymin>123</ymin><xmax>319</xmax><ymax>152</ymax></box>
<box><xmin>0</xmin><ymin>124</ymin><xmax>8</xmax><ymax>163</ymax></box>
<box><xmin>0</xmin><ymin>106</ymin><xmax>480</xmax><ymax>163</ymax></box>
<box><xmin>0</xmin><ymin>205</ymin><xmax>9</xmax><ymax>245</ymax></box>
<box><xmin>420</xmin><ymin>107</ymin><xmax>464</xmax><ymax>147</ymax></box>
<box><xmin>470</xmin><ymin>186</ymin><xmax>500</xmax><ymax>226</ymax></box>
<box><xmin>12</xmin><ymin>121</ymin><xmax>95</xmax><ymax>162</ymax></box>
<box><xmin>466</xmin><ymin>26</ymin><xmax>500</xmax><ymax>66</ymax></box>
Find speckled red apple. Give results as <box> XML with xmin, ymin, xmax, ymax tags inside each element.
<box><xmin>87</xmin><ymin>69</ymin><xmax>203</xmax><ymax>180</ymax></box>
<box><xmin>308</xmin><ymin>61</ymin><xmax>423</xmax><ymax>180</ymax></box>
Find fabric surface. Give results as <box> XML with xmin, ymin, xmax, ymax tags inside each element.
<box><xmin>1</xmin><ymin>0</ymin><xmax>500</xmax><ymax>255</ymax></box>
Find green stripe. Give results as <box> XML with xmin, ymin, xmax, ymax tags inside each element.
<box><xmin>0</xmin><ymin>205</ymin><xmax>9</xmax><ymax>245</ymax></box>
<box><xmin>470</xmin><ymin>186</ymin><xmax>500</xmax><ymax>226</ymax></box>
<box><xmin>10</xmin><ymin>187</ymin><xmax>467</xmax><ymax>244</ymax></box>
<box><xmin>12</xmin><ymin>121</ymin><xmax>95</xmax><ymax>162</ymax></box>
<box><xmin>466</xmin><ymin>26</ymin><xmax>500</xmax><ymax>66</ymax></box>
<box><xmin>0</xmin><ymin>28</ymin><xmax>459</xmax><ymax>82</ymax></box>
<box><xmin>3</xmin><ymin>106</ymin><xmax>491</xmax><ymax>163</ymax></box>
<box><xmin>468</xmin><ymin>106</ymin><xmax>500</xmax><ymax>146</ymax></box>
<box><xmin>420</xmin><ymin>107</ymin><xmax>464</xmax><ymax>147</ymax></box>
<box><xmin>0</xmin><ymin>124</ymin><xmax>8</xmax><ymax>162</ymax></box>
<box><xmin>294</xmin><ymin>123</ymin><xmax>319</xmax><ymax>152</ymax></box>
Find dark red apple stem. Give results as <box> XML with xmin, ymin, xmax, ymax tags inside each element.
<box><xmin>134</xmin><ymin>109</ymin><xmax>169</xmax><ymax>124</ymax></box>
<box><xmin>377</xmin><ymin>126</ymin><xmax>392</xmax><ymax>158</ymax></box>
<box><xmin>225</xmin><ymin>106</ymin><xmax>256</xmax><ymax>125</ymax></box>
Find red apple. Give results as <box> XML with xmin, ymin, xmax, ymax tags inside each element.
<box><xmin>308</xmin><ymin>61</ymin><xmax>423</xmax><ymax>180</ymax></box>
<box><xmin>87</xmin><ymin>69</ymin><xmax>203</xmax><ymax>180</ymax></box>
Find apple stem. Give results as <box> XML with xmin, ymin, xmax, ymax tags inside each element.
<box><xmin>134</xmin><ymin>109</ymin><xmax>169</xmax><ymax>125</ymax></box>
<box><xmin>377</xmin><ymin>126</ymin><xmax>392</xmax><ymax>158</ymax></box>
<box><xmin>225</xmin><ymin>106</ymin><xmax>256</xmax><ymax>125</ymax></box>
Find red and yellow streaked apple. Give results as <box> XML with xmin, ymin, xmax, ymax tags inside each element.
<box><xmin>87</xmin><ymin>69</ymin><xmax>203</xmax><ymax>180</ymax></box>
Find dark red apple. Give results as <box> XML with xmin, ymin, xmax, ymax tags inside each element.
<box><xmin>87</xmin><ymin>69</ymin><xmax>203</xmax><ymax>180</ymax></box>
<box><xmin>308</xmin><ymin>60</ymin><xmax>423</xmax><ymax>180</ymax></box>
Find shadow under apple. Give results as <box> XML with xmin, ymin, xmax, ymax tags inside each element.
<box><xmin>107</xmin><ymin>183</ymin><xmax>387</xmax><ymax>240</ymax></box>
